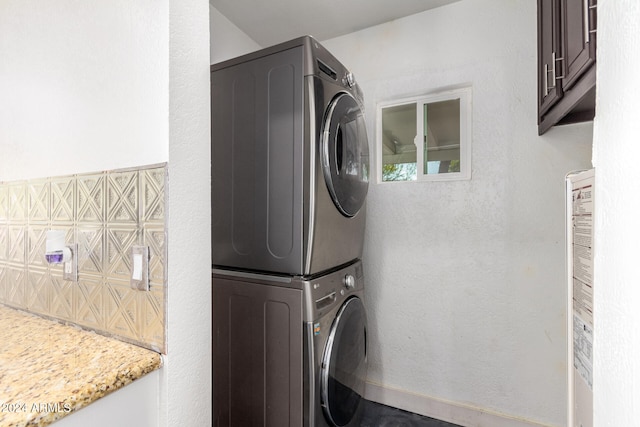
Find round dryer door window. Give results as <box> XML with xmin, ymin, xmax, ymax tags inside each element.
<box><xmin>321</xmin><ymin>93</ymin><xmax>370</xmax><ymax>217</ymax></box>
<box><xmin>321</xmin><ymin>296</ymin><xmax>367</xmax><ymax>426</ymax></box>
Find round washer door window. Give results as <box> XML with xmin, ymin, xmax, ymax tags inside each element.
<box><xmin>321</xmin><ymin>296</ymin><xmax>368</xmax><ymax>426</ymax></box>
<box><xmin>321</xmin><ymin>93</ymin><xmax>370</xmax><ymax>217</ymax></box>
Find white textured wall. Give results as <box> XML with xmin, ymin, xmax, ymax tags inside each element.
<box><xmin>210</xmin><ymin>4</ymin><xmax>261</xmax><ymax>64</ymax></box>
<box><xmin>323</xmin><ymin>1</ymin><xmax>592</xmax><ymax>425</ymax></box>
<box><xmin>0</xmin><ymin>1</ymin><xmax>212</xmax><ymax>426</ymax></box>
<box><xmin>592</xmin><ymin>1</ymin><xmax>640</xmax><ymax>426</ymax></box>
<box><xmin>0</xmin><ymin>0</ymin><xmax>169</xmax><ymax>180</ymax></box>
<box><xmin>162</xmin><ymin>0</ymin><xmax>211</xmax><ymax>426</ymax></box>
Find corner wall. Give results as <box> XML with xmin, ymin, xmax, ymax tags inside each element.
<box><xmin>592</xmin><ymin>1</ymin><xmax>640</xmax><ymax>425</ymax></box>
<box><xmin>323</xmin><ymin>1</ymin><xmax>592</xmax><ymax>425</ymax></box>
<box><xmin>209</xmin><ymin>4</ymin><xmax>261</xmax><ymax>64</ymax></box>
<box><xmin>162</xmin><ymin>0</ymin><xmax>211</xmax><ymax>426</ymax></box>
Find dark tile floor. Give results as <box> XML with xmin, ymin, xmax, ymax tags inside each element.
<box><xmin>360</xmin><ymin>400</ymin><xmax>462</xmax><ymax>427</ymax></box>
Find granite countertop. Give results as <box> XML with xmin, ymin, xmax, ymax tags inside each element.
<box><xmin>0</xmin><ymin>305</ymin><xmax>162</xmax><ymax>427</ymax></box>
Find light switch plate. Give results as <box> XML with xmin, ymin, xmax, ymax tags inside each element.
<box><xmin>130</xmin><ymin>245</ymin><xmax>150</xmax><ymax>291</ymax></box>
<box><xmin>63</xmin><ymin>244</ymin><xmax>78</xmax><ymax>282</ymax></box>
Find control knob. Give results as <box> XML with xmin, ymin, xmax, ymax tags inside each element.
<box><xmin>344</xmin><ymin>72</ymin><xmax>355</xmax><ymax>88</ymax></box>
<box><xmin>343</xmin><ymin>274</ymin><xmax>356</xmax><ymax>290</ymax></box>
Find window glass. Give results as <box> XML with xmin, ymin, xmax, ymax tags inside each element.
<box><xmin>424</xmin><ymin>98</ymin><xmax>461</xmax><ymax>175</ymax></box>
<box><xmin>377</xmin><ymin>87</ymin><xmax>471</xmax><ymax>183</ymax></box>
<box><xmin>380</xmin><ymin>103</ymin><xmax>417</xmax><ymax>182</ymax></box>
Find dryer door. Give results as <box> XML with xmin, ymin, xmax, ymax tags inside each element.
<box><xmin>320</xmin><ymin>296</ymin><xmax>367</xmax><ymax>426</ymax></box>
<box><xmin>321</xmin><ymin>93</ymin><xmax>369</xmax><ymax>217</ymax></box>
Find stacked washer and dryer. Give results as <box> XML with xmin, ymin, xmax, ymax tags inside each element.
<box><xmin>211</xmin><ymin>36</ymin><xmax>369</xmax><ymax>427</ymax></box>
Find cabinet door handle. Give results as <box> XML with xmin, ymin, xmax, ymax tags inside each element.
<box><xmin>588</xmin><ymin>2</ymin><xmax>597</xmax><ymax>35</ymax></box>
<box><xmin>584</xmin><ymin>0</ymin><xmax>597</xmax><ymax>42</ymax></box>
<box><xmin>544</xmin><ymin>63</ymin><xmax>553</xmax><ymax>95</ymax></box>
<box><xmin>583</xmin><ymin>0</ymin><xmax>589</xmax><ymax>43</ymax></box>
<box><xmin>544</xmin><ymin>52</ymin><xmax>565</xmax><ymax>96</ymax></box>
<box><xmin>555</xmin><ymin>54</ymin><xmax>565</xmax><ymax>80</ymax></box>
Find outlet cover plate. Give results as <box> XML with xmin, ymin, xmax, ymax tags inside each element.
<box><xmin>63</xmin><ymin>244</ymin><xmax>78</xmax><ymax>282</ymax></box>
<box><xmin>130</xmin><ymin>245</ymin><xmax>150</xmax><ymax>291</ymax></box>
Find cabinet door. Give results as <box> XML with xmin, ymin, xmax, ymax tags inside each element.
<box><xmin>560</xmin><ymin>0</ymin><xmax>596</xmax><ymax>90</ymax></box>
<box><xmin>538</xmin><ymin>0</ymin><xmax>562</xmax><ymax>117</ymax></box>
<box><xmin>537</xmin><ymin>0</ymin><xmax>596</xmax><ymax>134</ymax></box>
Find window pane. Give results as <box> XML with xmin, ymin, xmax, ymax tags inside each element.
<box><xmin>423</xmin><ymin>99</ymin><xmax>460</xmax><ymax>175</ymax></box>
<box><xmin>381</xmin><ymin>103</ymin><xmax>417</xmax><ymax>182</ymax></box>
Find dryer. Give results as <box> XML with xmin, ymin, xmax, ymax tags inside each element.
<box><xmin>211</xmin><ymin>36</ymin><xmax>369</xmax><ymax>276</ymax></box>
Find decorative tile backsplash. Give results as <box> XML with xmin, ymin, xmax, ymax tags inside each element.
<box><xmin>0</xmin><ymin>164</ymin><xmax>167</xmax><ymax>353</ymax></box>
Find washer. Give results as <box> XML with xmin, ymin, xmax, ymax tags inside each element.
<box><xmin>304</xmin><ymin>261</ymin><xmax>368</xmax><ymax>427</ymax></box>
<box><xmin>212</xmin><ymin>261</ymin><xmax>368</xmax><ymax>427</ymax></box>
<box><xmin>211</xmin><ymin>36</ymin><xmax>369</xmax><ymax>276</ymax></box>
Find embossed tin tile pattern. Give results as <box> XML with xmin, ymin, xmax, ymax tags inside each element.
<box><xmin>0</xmin><ymin>164</ymin><xmax>167</xmax><ymax>353</ymax></box>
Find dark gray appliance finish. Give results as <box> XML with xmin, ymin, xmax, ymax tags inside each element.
<box><xmin>211</xmin><ymin>36</ymin><xmax>370</xmax><ymax>276</ymax></box>
<box><xmin>212</xmin><ymin>273</ymin><xmax>303</xmax><ymax>426</ymax></box>
<box><xmin>304</xmin><ymin>261</ymin><xmax>367</xmax><ymax>427</ymax></box>
<box><xmin>212</xmin><ymin>260</ymin><xmax>368</xmax><ymax>427</ymax></box>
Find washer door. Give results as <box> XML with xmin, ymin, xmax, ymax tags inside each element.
<box><xmin>321</xmin><ymin>93</ymin><xmax>369</xmax><ymax>217</ymax></box>
<box><xmin>321</xmin><ymin>297</ymin><xmax>368</xmax><ymax>426</ymax></box>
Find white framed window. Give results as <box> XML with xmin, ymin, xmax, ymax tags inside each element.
<box><xmin>376</xmin><ymin>86</ymin><xmax>472</xmax><ymax>183</ymax></box>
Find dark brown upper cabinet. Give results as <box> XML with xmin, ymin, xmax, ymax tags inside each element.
<box><xmin>538</xmin><ymin>0</ymin><xmax>597</xmax><ymax>135</ymax></box>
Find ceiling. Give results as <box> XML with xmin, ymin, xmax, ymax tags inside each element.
<box><xmin>210</xmin><ymin>0</ymin><xmax>462</xmax><ymax>47</ymax></box>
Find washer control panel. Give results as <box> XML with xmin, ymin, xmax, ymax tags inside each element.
<box><xmin>343</xmin><ymin>274</ymin><xmax>356</xmax><ymax>290</ymax></box>
<box><xmin>301</xmin><ymin>261</ymin><xmax>364</xmax><ymax>321</ymax></box>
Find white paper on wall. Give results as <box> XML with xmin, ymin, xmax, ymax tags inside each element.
<box><xmin>566</xmin><ymin>168</ymin><xmax>595</xmax><ymax>427</ymax></box>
